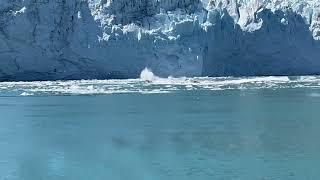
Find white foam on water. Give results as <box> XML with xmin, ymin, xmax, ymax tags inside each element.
<box><xmin>0</xmin><ymin>74</ymin><xmax>320</xmax><ymax>96</ymax></box>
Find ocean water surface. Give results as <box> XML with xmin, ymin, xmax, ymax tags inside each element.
<box><xmin>0</xmin><ymin>76</ymin><xmax>320</xmax><ymax>179</ymax></box>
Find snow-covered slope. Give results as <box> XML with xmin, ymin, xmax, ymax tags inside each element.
<box><xmin>0</xmin><ymin>0</ymin><xmax>319</xmax><ymax>80</ymax></box>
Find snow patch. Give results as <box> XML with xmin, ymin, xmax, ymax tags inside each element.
<box><xmin>13</xmin><ymin>7</ymin><xmax>26</xmax><ymax>15</ymax></box>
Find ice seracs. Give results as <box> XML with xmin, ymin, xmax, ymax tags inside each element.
<box><xmin>0</xmin><ymin>0</ymin><xmax>319</xmax><ymax>81</ymax></box>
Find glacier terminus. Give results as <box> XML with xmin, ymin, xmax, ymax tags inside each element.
<box><xmin>0</xmin><ymin>0</ymin><xmax>320</xmax><ymax>80</ymax></box>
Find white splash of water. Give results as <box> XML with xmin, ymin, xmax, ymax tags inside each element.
<box><xmin>140</xmin><ymin>68</ymin><xmax>159</xmax><ymax>82</ymax></box>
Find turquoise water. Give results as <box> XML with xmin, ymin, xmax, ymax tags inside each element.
<box><xmin>1</xmin><ymin>76</ymin><xmax>320</xmax><ymax>179</ymax></box>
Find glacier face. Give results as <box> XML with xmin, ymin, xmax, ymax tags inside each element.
<box><xmin>0</xmin><ymin>0</ymin><xmax>319</xmax><ymax>80</ymax></box>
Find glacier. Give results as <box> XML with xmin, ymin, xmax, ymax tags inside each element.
<box><xmin>0</xmin><ymin>0</ymin><xmax>320</xmax><ymax>81</ymax></box>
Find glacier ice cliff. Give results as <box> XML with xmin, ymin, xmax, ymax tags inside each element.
<box><xmin>0</xmin><ymin>0</ymin><xmax>320</xmax><ymax>80</ymax></box>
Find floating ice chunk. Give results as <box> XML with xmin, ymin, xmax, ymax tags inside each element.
<box><xmin>20</xmin><ymin>92</ymin><xmax>33</xmax><ymax>96</ymax></box>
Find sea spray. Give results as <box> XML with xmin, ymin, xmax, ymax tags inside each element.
<box><xmin>140</xmin><ymin>68</ymin><xmax>159</xmax><ymax>82</ymax></box>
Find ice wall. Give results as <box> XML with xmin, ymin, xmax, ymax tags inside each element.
<box><xmin>0</xmin><ymin>0</ymin><xmax>319</xmax><ymax>80</ymax></box>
